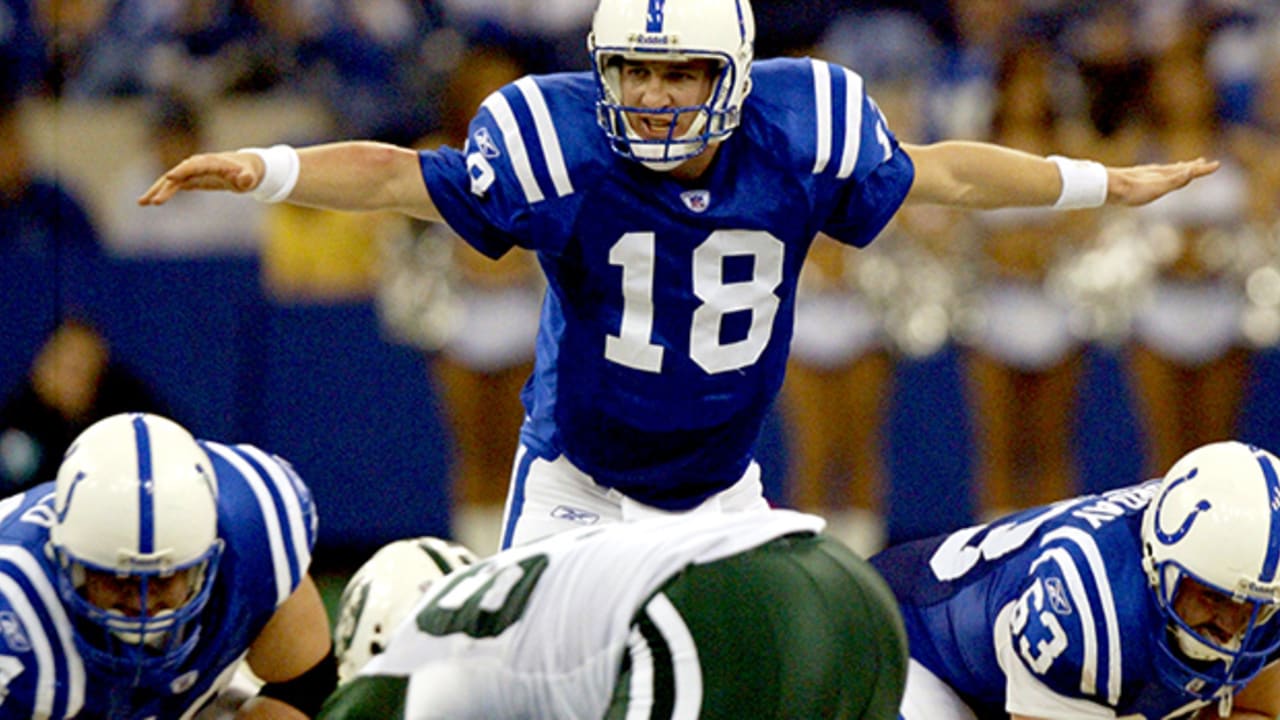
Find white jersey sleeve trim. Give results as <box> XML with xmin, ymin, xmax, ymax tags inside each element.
<box><xmin>236</xmin><ymin>445</ymin><xmax>312</xmax><ymax>580</ymax></box>
<box><xmin>836</xmin><ymin>66</ymin><xmax>863</xmax><ymax>180</ymax></box>
<box><xmin>808</xmin><ymin>60</ymin><xmax>865</xmax><ymax>180</ymax></box>
<box><xmin>480</xmin><ymin>91</ymin><xmax>545</xmax><ymax>204</ymax></box>
<box><xmin>0</xmin><ymin>547</ymin><xmax>84</xmax><ymax>717</ymax></box>
<box><xmin>810</xmin><ymin>59</ymin><xmax>833</xmax><ymax>175</ymax></box>
<box><xmin>515</xmin><ymin>77</ymin><xmax>574</xmax><ymax>199</ymax></box>
<box><xmin>204</xmin><ymin>443</ymin><xmax>295</xmax><ymax>606</ymax></box>
<box><xmin>1030</xmin><ymin>547</ymin><xmax>1101</xmax><ymax>698</ymax></box>
<box><xmin>1041</xmin><ymin>527</ymin><xmax>1122</xmax><ymax>704</ymax></box>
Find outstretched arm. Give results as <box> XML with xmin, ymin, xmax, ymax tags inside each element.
<box><xmin>138</xmin><ymin>141</ymin><xmax>443</xmax><ymax>222</ymax></box>
<box><xmin>902</xmin><ymin>141</ymin><xmax>1219</xmax><ymax>209</ymax></box>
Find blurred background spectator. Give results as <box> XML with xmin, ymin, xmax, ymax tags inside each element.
<box><xmin>1122</xmin><ymin>15</ymin><xmax>1254</xmax><ymax>479</ymax></box>
<box><xmin>962</xmin><ymin>38</ymin><xmax>1096</xmax><ymax>517</ymax></box>
<box><xmin>0</xmin><ymin>317</ymin><xmax>170</xmax><ymax>494</ymax></box>
<box><xmin>377</xmin><ymin>42</ymin><xmax>542</xmax><ymax>556</ymax></box>
<box><xmin>0</xmin><ymin>0</ymin><xmax>48</xmax><ymax>96</ymax></box>
<box><xmin>283</xmin><ymin>0</ymin><xmax>451</xmax><ymax>144</ymax></box>
<box><xmin>781</xmin><ymin>234</ymin><xmax>894</xmax><ymax>556</ymax></box>
<box><xmin>437</xmin><ymin>0</ymin><xmax>593</xmax><ymax>72</ymax></box>
<box><xmin>105</xmin><ymin>90</ymin><xmax>264</xmax><ymax>256</ymax></box>
<box><xmin>38</xmin><ymin>0</ymin><xmax>287</xmax><ymax>99</ymax></box>
<box><xmin>0</xmin><ymin>70</ymin><xmax>102</xmax><ymax>310</ymax></box>
<box><xmin>260</xmin><ymin>198</ymin><xmax>401</xmax><ymax>303</ymax></box>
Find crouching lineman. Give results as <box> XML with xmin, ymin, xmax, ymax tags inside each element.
<box><xmin>320</xmin><ymin>509</ymin><xmax>907</xmax><ymax>719</ymax></box>
<box><xmin>0</xmin><ymin>413</ymin><xmax>334</xmax><ymax>718</ymax></box>
<box><xmin>872</xmin><ymin>440</ymin><xmax>1280</xmax><ymax>719</ymax></box>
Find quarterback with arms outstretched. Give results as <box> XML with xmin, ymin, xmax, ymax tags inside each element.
<box><xmin>0</xmin><ymin>413</ymin><xmax>333</xmax><ymax>719</ymax></box>
<box><xmin>872</xmin><ymin>441</ymin><xmax>1280</xmax><ymax>719</ymax></box>
<box><xmin>140</xmin><ymin>0</ymin><xmax>1217</xmax><ymax>548</ymax></box>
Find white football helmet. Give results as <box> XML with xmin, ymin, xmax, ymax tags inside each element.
<box><xmin>47</xmin><ymin>413</ymin><xmax>224</xmax><ymax>685</ymax></box>
<box><xmin>334</xmin><ymin>537</ymin><xmax>478</xmax><ymax>683</ymax></box>
<box><xmin>1141</xmin><ymin>441</ymin><xmax>1280</xmax><ymax>693</ymax></box>
<box><xmin>589</xmin><ymin>0</ymin><xmax>755</xmax><ymax>170</ymax></box>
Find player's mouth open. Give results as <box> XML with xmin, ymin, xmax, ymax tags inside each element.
<box><xmin>634</xmin><ymin>115</ymin><xmax>675</xmax><ymax>139</ymax></box>
<box><xmin>1198</xmin><ymin>623</ymin><xmax>1238</xmax><ymax>646</ymax></box>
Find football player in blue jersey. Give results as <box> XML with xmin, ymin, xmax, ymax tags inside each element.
<box><xmin>0</xmin><ymin>413</ymin><xmax>335</xmax><ymax>719</ymax></box>
<box><xmin>872</xmin><ymin>440</ymin><xmax>1280</xmax><ymax>719</ymax></box>
<box><xmin>140</xmin><ymin>0</ymin><xmax>1219</xmax><ymax>549</ymax></box>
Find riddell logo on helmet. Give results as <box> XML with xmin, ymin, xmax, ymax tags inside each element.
<box><xmin>125</xmin><ymin>555</ymin><xmax>172</xmax><ymax>570</ymax></box>
<box><xmin>1239</xmin><ymin>578</ymin><xmax>1280</xmax><ymax>601</ymax></box>
<box><xmin>630</xmin><ymin>33</ymin><xmax>676</xmax><ymax>45</ymax></box>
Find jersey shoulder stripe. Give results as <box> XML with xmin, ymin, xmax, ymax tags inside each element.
<box><xmin>478</xmin><ymin>76</ymin><xmax>576</xmax><ymax>205</ymax></box>
<box><xmin>808</xmin><ymin>58</ymin><xmax>862</xmax><ymax>178</ymax></box>
<box><xmin>515</xmin><ymin>76</ymin><xmax>574</xmax><ymax>198</ymax></box>
<box><xmin>233</xmin><ymin>444</ymin><xmax>316</xmax><ymax>578</ymax></box>
<box><xmin>201</xmin><ymin>441</ymin><xmax>316</xmax><ymax>606</ymax></box>
<box><xmin>785</xmin><ymin>58</ymin><xmax>892</xmax><ymax>182</ymax></box>
<box><xmin>1032</xmin><ymin>526</ymin><xmax>1123</xmax><ymax>705</ymax></box>
<box><xmin>0</xmin><ymin>545</ymin><xmax>84</xmax><ymax>718</ymax></box>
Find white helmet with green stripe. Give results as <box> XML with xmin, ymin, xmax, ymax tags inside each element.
<box><xmin>333</xmin><ymin>537</ymin><xmax>479</xmax><ymax>683</ymax></box>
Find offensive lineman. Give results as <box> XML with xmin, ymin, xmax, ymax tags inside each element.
<box><xmin>0</xmin><ymin>413</ymin><xmax>332</xmax><ymax>718</ymax></box>
<box><xmin>873</xmin><ymin>441</ymin><xmax>1280</xmax><ymax>719</ymax></box>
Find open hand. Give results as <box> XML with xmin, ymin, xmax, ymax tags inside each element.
<box><xmin>137</xmin><ymin>151</ymin><xmax>265</xmax><ymax>206</ymax></box>
<box><xmin>1106</xmin><ymin>158</ymin><xmax>1220</xmax><ymax>206</ymax></box>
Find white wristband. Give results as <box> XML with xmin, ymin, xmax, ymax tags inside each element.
<box><xmin>239</xmin><ymin>144</ymin><xmax>300</xmax><ymax>203</ymax></box>
<box><xmin>1047</xmin><ymin>155</ymin><xmax>1108</xmax><ymax>209</ymax></box>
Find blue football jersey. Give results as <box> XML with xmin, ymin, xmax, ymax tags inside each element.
<box><xmin>419</xmin><ymin>58</ymin><xmax>915</xmax><ymax>508</ymax></box>
<box><xmin>872</xmin><ymin>482</ymin><xmax>1280</xmax><ymax>718</ymax></box>
<box><xmin>0</xmin><ymin>441</ymin><xmax>316</xmax><ymax>719</ymax></box>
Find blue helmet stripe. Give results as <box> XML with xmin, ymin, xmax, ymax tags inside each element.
<box><xmin>1255</xmin><ymin>448</ymin><xmax>1280</xmax><ymax>582</ymax></box>
<box><xmin>132</xmin><ymin>415</ymin><xmax>155</xmax><ymax>554</ymax></box>
<box><xmin>645</xmin><ymin>1</ymin><xmax>748</xmax><ymax>42</ymax></box>
<box><xmin>646</xmin><ymin>0</ymin><xmax>665</xmax><ymax>32</ymax></box>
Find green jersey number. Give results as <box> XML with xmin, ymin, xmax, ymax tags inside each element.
<box><xmin>417</xmin><ymin>554</ymin><xmax>549</xmax><ymax>639</ymax></box>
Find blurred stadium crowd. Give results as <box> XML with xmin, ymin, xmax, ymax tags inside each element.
<box><xmin>2</xmin><ymin>0</ymin><xmax>1280</xmax><ymax>559</ymax></box>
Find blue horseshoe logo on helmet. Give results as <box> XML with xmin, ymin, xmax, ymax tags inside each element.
<box><xmin>55</xmin><ymin>471</ymin><xmax>87</xmax><ymax>523</ymax></box>
<box><xmin>1154</xmin><ymin>467</ymin><xmax>1212</xmax><ymax>545</ymax></box>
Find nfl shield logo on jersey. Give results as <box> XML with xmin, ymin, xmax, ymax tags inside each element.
<box><xmin>680</xmin><ymin>190</ymin><xmax>711</xmax><ymax>213</ymax></box>
<box><xmin>170</xmin><ymin>669</ymin><xmax>199</xmax><ymax>694</ymax></box>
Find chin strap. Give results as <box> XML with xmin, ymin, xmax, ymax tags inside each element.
<box><xmin>1218</xmin><ymin>686</ymin><xmax>1233</xmax><ymax>717</ymax></box>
